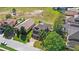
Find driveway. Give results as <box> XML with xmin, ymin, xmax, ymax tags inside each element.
<box><xmin>26</xmin><ymin>38</ymin><xmax>37</xmax><ymax>47</ymax></box>
<box><xmin>0</xmin><ymin>35</ymin><xmax>41</xmax><ymax>51</ymax></box>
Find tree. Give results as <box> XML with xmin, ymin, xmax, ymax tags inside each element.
<box><xmin>43</xmin><ymin>32</ymin><xmax>66</xmax><ymax>51</ymax></box>
<box><xmin>20</xmin><ymin>26</ymin><xmax>27</xmax><ymax>41</ymax></box>
<box><xmin>53</xmin><ymin>15</ymin><xmax>65</xmax><ymax>38</ymax></box>
<box><xmin>39</xmin><ymin>30</ymin><xmax>48</xmax><ymax>41</ymax></box>
<box><xmin>5</xmin><ymin>14</ymin><xmax>12</xmax><ymax>19</ymax></box>
<box><xmin>12</xmin><ymin>8</ymin><xmax>16</xmax><ymax>15</ymax></box>
<box><xmin>3</xmin><ymin>25</ymin><xmax>15</xmax><ymax>39</ymax></box>
<box><xmin>20</xmin><ymin>26</ymin><xmax>27</xmax><ymax>35</ymax></box>
<box><xmin>15</xmin><ymin>29</ymin><xmax>20</xmax><ymax>38</ymax></box>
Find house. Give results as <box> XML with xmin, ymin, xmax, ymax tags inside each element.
<box><xmin>67</xmin><ymin>7</ymin><xmax>79</xmax><ymax>13</ymax></box>
<box><xmin>3</xmin><ymin>19</ymin><xmax>17</xmax><ymax>26</ymax></box>
<box><xmin>15</xmin><ymin>18</ymin><xmax>35</xmax><ymax>32</ymax></box>
<box><xmin>66</xmin><ymin>16</ymin><xmax>79</xmax><ymax>27</ymax></box>
<box><xmin>67</xmin><ymin>31</ymin><xmax>79</xmax><ymax>49</ymax></box>
<box><xmin>32</xmin><ymin>22</ymin><xmax>52</xmax><ymax>40</ymax></box>
<box><xmin>65</xmin><ymin>13</ymin><xmax>79</xmax><ymax>50</ymax></box>
<box><xmin>65</xmin><ymin>10</ymin><xmax>78</xmax><ymax>16</ymax></box>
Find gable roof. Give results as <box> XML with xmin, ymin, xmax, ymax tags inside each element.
<box><xmin>33</xmin><ymin>22</ymin><xmax>51</xmax><ymax>31</ymax></box>
<box><xmin>15</xmin><ymin>18</ymin><xmax>34</xmax><ymax>30</ymax></box>
<box><xmin>65</xmin><ymin>11</ymin><xmax>78</xmax><ymax>16</ymax></box>
<box><xmin>68</xmin><ymin>31</ymin><xmax>79</xmax><ymax>41</ymax></box>
<box><xmin>4</xmin><ymin>19</ymin><xmax>17</xmax><ymax>26</ymax></box>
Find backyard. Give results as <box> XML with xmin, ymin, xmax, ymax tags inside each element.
<box><xmin>0</xmin><ymin>7</ymin><xmax>62</xmax><ymax>25</ymax></box>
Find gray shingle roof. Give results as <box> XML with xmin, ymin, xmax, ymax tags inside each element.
<box><xmin>15</xmin><ymin>18</ymin><xmax>34</xmax><ymax>30</ymax></box>
<box><xmin>69</xmin><ymin>31</ymin><xmax>79</xmax><ymax>41</ymax></box>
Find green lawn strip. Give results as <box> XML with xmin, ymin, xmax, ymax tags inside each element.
<box><xmin>0</xmin><ymin>49</ymin><xmax>4</xmax><ymax>51</ymax></box>
<box><xmin>0</xmin><ymin>45</ymin><xmax>17</xmax><ymax>51</ymax></box>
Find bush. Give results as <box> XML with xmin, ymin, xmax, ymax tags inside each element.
<box><xmin>20</xmin><ymin>34</ymin><xmax>26</xmax><ymax>41</ymax></box>
<box><xmin>43</xmin><ymin>32</ymin><xmax>66</xmax><ymax>51</ymax></box>
<box><xmin>34</xmin><ymin>41</ymin><xmax>42</xmax><ymax>49</ymax></box>
<box><xmin>5</xmin><ymin>14</ymin><xmax>12</xmax><ymax>19</ymax></box>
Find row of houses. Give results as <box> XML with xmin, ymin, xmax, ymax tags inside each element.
<box><xmin>0</xmin><ymin>18</ymin><xmax>52</xmax><ymax>40</ymax></box>
<box><xmin>64</xmin><ymin>7</ymin><xmax>79</xmax><ymax>50</ymax></box>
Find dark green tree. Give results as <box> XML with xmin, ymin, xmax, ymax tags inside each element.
<box><xmin>20</xmin><ymin>26</ymin><xmax>27</xmax><ymax>41</ymax></box>
<box><xmin>3</xmin><ymin>25</ymin><xmax>15</xmax><ymax>39</ymax></box>
<box><xmin>39</xmin><ymin>30</ymin><xmax>48</xmax><ymax>41</ymax></box>
<box><xmin>5</xmin><ymin>14</ymin><xmax>12</xmax><ymax>19</ymax></box>
<box><xmin>12</xmin><ymin>8</ymin><xmax>16</xmax><ymax>15</ymax></box>
<box><xmin>15</xmin><ymin>29</ymin><xmax>20</xmax><ymax>38</ymax></box>
<box><xmin>43</xmin><ymin>32</ymin><xmax>66</xmax><ymax>51</ymax></box>
<box><xmin>20</xmin><ymin>26</ymin><xmax>27</xmax><ymax>35</ymax></box>
<box><xmin>53</xmin><ymin>15</ymin><xmax>65</xmax><ymax>38</ymax></box>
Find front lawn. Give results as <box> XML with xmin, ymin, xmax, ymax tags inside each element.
<box><xmin>0</xmin><ymin>44</ymin><xmax>17</xmax><ymax>51</ymax></box>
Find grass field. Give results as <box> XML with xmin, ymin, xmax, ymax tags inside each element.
<box><xmin>0</xmin><ymin>7</ymin><xmax>63</xmax><ymax>24</ymax></box>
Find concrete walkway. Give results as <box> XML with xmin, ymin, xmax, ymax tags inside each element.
<box><xmin>27</xmin><ymin>38</ymin><xmax>37</xmax><ymax>47</ymax></box>
<box><xmin>0</xmin><ymin>35</ymin><xmax>41</xmax><ymax>51</ymax></box>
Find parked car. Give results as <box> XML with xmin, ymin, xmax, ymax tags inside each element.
<box><xmin>1</xmin><ymin>41</ymin><xmax>7</xmax><ymax>46</ymax></box>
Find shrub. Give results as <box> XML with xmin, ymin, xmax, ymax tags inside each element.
<box><xmin>34</xmin><ymin>41</ymin><xmax>42</xmax><ymax>49</ymax></box>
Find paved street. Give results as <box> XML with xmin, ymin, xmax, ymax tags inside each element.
<box><xmin>0</xmin><ymin>35</ymin><xmax>41</xmax><ymax>51</ymax></box>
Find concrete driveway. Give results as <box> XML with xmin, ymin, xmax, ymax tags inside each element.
<box><xmin>0</xmin><ymin>35</ymin><xmax>41</xmax><ymax>51</ymax></box>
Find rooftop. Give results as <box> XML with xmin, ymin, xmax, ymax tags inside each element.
<box><xmin>65</xmin><ymin>10</ymin><xmax>78</xmax><ymax>16</ymax></box>
<box><xmin>15</xmin><ymin>18</ymin><xmax>35</xmax><ymax>30</ymax></box>
<box><xmin>33</xmin><ymin>22</ymin><xmax>51</xmax><ymax>31</ymax></box>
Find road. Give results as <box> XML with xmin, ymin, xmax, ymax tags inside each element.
<box><xmin>0</xmin><ymin>35</ymin><xmax>41</xmax><ymax>51</ymax></box>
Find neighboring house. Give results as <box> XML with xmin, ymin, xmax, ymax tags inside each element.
<box><xmin>15</xmin><ymin>18</ymin><xmax>35</xmax><ymax>32</ymax></box>
<box><xmin>67</xmin><ymin>31</ymin><xmax>79</xmax><ymax>49</ymax></box>
<box><xmin>65</xmin><ymin>10</ymin><xmax>78</xmax><ymax>16</ymax></box>
<box><xmin>0</xmin><ymin>19</ymin><xmax>17</xmax><ymax>34</ymax></box>
<box><xmin>67</xmin><ymin>16</ymin><xmax>79</xmax><ymax>27</ymax></box>
<box><xmin>3</xmin><ymin>19</ymin><xmax>17</xmax><ymax>26</ymax></box>
<box><xmin>67</xmin><ymin>7</ymin><xmax>79</xmax><ymax>13</ymax></box>
<box><xmin>32</xmin><ymin>22</ymin><xmax>52</xmax><ymax>40</ymax></box>
<box><xmin>65</xmin><ymin>12</ymin><xmax>79</xmax><ymax>49</ymax></box>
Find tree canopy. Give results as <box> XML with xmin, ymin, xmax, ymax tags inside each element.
<box><xmin>3</xmin><ymin>25</ymin><xmax>15</xmax><ymax>39</ymax></box>
<box><xmin>53</xmin><ymin>15</ymin><xmax>65</xmax><ymax>38</ymax></box>
<box><xmin>43</xmin><ymin>31</ymin><xmax>66</xmax><ymax>51</ymax></box>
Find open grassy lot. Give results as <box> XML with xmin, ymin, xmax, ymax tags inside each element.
<box><xmin>0</xmin><ymin>7</ymin><xmax>63</xmax><ymax>24</ymax></box>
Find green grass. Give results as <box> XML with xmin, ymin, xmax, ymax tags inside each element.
<box><xmin>0</xmin><ymin>7</ymin><xmax>63</xmax><ymax>25</ymax></box>
<box><xmin>0</xmin><ymin>45</ymin><xmax>17</xmax><ymax>51</ymax></box>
